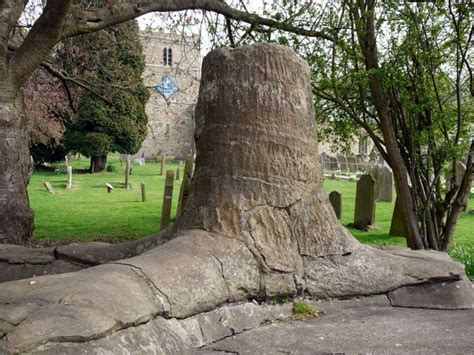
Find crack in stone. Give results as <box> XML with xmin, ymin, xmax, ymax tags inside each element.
<box><xmin>208</xmin><ymin>252</ymin><xmax>232</xmax><ymax>302</ymax></box>
<box><xmin>204</xmin><ymin>347</ymin><xmax>239</xmax><ymax>354</ymax></box>
<box><xmin>187</xmin><ymin>239</ymin><xmax>232</xmax><ymax>302</ymax></box>
<box><xmin>111</xmin><ymin>262</ymin><xmax>172</xmax><ymax>318</ymax></box>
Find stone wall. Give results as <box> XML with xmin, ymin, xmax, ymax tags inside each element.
<box><xmin>136</xmin><ymin>31</ymin><xmax>201</xmax><ymax>160</ymax></box>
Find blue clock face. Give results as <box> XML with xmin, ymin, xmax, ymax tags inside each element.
<box><xmin>156</xmin><ymin>76</ymin><xmax>179</xmax><ymax>101</ymax></box>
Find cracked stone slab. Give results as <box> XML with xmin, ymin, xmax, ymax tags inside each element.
<box><xmin>0</xmin><ymin>263</ymin><xmax>165</xmax><ymax>353</ymax></box>
<box><xmin>6</xmin><ymin>304</ymin><xmax>117</xmax><ymax>353</ymax></box>
<box><xmin>0</xmin><ymin>261</ymin><xmax>83</xmax><ymax>283</ymax></box>
<box><xmin>303</xmin><ymin>245</ymin><xmax>472</xmax><ymax>307</ymax></box>
<box><xmin>28</xmin><ymin>301</ymin><xmax>294</xmax><ymax>354</ymax></box>
<box><xmin>198</xmin><ymin>295</ymin><xmax>474</xmax><ymax>354</ymax></box>
<box><xmin>0</xmin><ymin>303</ymin><xmax>39</xmax><ymax>325</ymax></box>
<box><xmin>123</xmin><ymin>230</ymin><xmax>261</xmax><ymax>318</ymax></box>
<box><xmin>388</xmin><ymin>277</ymin><xmax>474</xmax><ymax>309</ymax></box>
<box><xmin>56</xmin><ymin>242</ymin><xmax>137</xmax><ymax>265</ymax></box>
<box><xmin>0</xmin><ymin>245</ymin><xmax>55</xmax><ymax>264</ymax></box>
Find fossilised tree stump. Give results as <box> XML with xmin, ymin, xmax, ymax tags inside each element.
<box><xmin>0</xmin><ymin>44</ymin><xmax>472</xmax><ymax>354</ymax></box>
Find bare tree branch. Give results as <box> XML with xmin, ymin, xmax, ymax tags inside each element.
<box><xmin>60</xmin><ymin>0</ymin><xmax>335</xmax><ymax>42</ymax></box>
<box><xmin>40</xmin><ymin>61</ymin><xmax>111</xmax><ymax>107</ymax></box>
<box><xmin>0</xmin><ymin>0</ymin><xmax>28</xmax><ymax>77</ymax></box>
<box><xmin>10</xmin><ymin>0</ymin><xmax>72</xmax><ymax>88</ymax></box>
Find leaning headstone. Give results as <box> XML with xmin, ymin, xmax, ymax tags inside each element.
<box><xmin>177</xmin><ymin>156</ymin><xmax>194</xmax><ymax>217</ymax></box>
<box><xmin>389</xmin><ymin>195</ymin><xmax>406</xmax><ymax>237</ymax></box>
<box><xmin>329</xmin><ymin>191</ymin><xmax>342</xmax><ymax>220</ymax></box>
<box><xmin>377</xmin><ymin>167</ymin><xmax>393</xmax><ymax>202</ymax></box>
<box><xmin>160</xmin><ymin>170</ymin><xmax>175</xmax><ymax>230</ymax></box>
<box><xmin>43</xmin><ymin>182</ymin><xmax>55</xmax><ymax>194</ymax></box>
<box><xmin>66</xmin><ymin>166</ymin><xmax>72</xmax><ymax>189</ymax></box>
<box><xmin>351</xmin><ymin>174</ymin><xmax>377</xmax><ymax>230</ymax></box>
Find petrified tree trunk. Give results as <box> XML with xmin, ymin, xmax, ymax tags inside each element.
<box><xmin>0</xmin><ymin>44</ymin><xmax>471</xmax><ymax>354</ymax></box>
<box><xmin>0</xmin><ymin>82</ymin><xmax>34</xmax><ymax>245</ymax></box>
<box><xmin>90</xmin><ymin>155</ymin><xmax>107</xmax><ymax>173</ymax></box>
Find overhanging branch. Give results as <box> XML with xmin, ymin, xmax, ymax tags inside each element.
<box><xmin>40</xmin><ymin>61</ymin><xmax>112</xmax><ymax>108</ymax></box>
<box><xmin>60</xmin><ymin>0</ymin><xmax>335</xmax><ymax>42</ymax></box>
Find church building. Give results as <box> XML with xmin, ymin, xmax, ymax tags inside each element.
<box><xmin>137</xmin><ymin>31</ymin><xmax>201</xmax><ymax>159</ymax></box>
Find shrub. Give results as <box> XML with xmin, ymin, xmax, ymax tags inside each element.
<box><xmin>449</xmin><ymin>244</ymin><xmax>474</xmax><ymax>280</ymax></box>
<box><xmin>106</xmin><ymin>164</ymin><xmax>117</xmax><ymax>173</ymax></box>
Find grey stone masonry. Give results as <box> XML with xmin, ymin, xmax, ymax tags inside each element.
<box><xmin>136</xmin><ymin>31</ymin><xmax>201</xmax><ymax>160</ymax></box>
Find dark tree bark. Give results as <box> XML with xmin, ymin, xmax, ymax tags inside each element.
<box><xmin>348</xmin><ymin>0</ymin><xmax>424</xmax><ymax>249</ymax></box>
<box><xmin>0</xmin><ymin>82</ymin><xmax>34</xmax><ymax>245</ymax></box>
<box><xmin>90</xmin><ymin>155</ymin><xmax>107</xmax><ymax>173</ymax></box>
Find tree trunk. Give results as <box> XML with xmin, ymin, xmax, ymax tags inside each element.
<box><xmin>0</xmin><ymin>82</ymin><xmax>34</xmax><ymax>245</ymax></box>
<box><xmin>350</xmin><ymin>2</ymin><xmax>424</xmax><ymax>249</ymax></box>
<box><xmin>90</xmin><ymin>155</ymin><xmax>107</xmax><ymax>173</ymax></box>
<box><xmin>0</xmin><ymin>44</ymin><xmax>471</xmax><ymax>354</ymax></box>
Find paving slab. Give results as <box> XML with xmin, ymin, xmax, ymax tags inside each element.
<box><xmin>200</xmin><ymin>295</ymin><xmax>474</xmax><ymax>354</ymax></box>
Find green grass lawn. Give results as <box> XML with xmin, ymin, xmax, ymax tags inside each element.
<box><xmin>29</xmin><ymin>154</ymin><xmax>181</xmax><ymax>243</ymax></box>
<box><xmin>323</xmin><ymin>179</ymin><xmax>474</xmax><ymax>249</ymax></box>
<box><xmin>28</xmin><ymin>155</ymin><xmax>473</xmax><ymax>277</ymax></box>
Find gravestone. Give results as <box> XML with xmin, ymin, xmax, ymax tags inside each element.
<box><xmin>351</xmin><ymin>174</ymin><xmax>377</xmax><ymax>230</ymax></box>
<box><xmin>159</xmin><ymin>154</ymin><xmax>166</xmax><ymax>176</ymax></box>
<box><xmin>66</xmin><ymin>166</ymin><xmax>72</xmax><ymax>189</ymax></box>
<box><xmin>177</xmin><ymin>156</ymin><xmax>194</xmax><ymax>217</ymax></box>
<box><xmin>43</xmin><ymin>182</ymin><xmax>55</xmax><ymax>194</ymax></box>
<box><xmin>176</xmin><ymin>161</ymin><xmax>181</xmax><ymax>180</ymax></box>
<box><xmin>347</xmin><ymin>156</ymin><xmax>358</xmax><ymax>173</ymax></box>
<box><xmin>141</xmin><ymin>182</ymin><xmax>146</xmax><ymax>202</ymax></box>
<box><xmin>160</xmin><ymin>170</ymin><xmax>175</xmax><ymax>229</ymax></box>
<box><xmin>338</xmin><ymin>155</ymin><xmax>348</xmax><ymax>172</ymax></box>
<box><xmin>329</xmin><ymin>191</ymin><xmax>342</xmax><ymax>220</ymax></box>
<box><xmin>356</xmin><ymin>156</ymin><xmax>366</xmax><ymax>172</ymax></box>
<box><xmin>321</xmin><ymin>152</ymin><xmax>328</xmax><ymax>171</ymax></box>
<box><xmin>445</xmin><ymin>161</ymin><xmax>466</xmax><ymax>187</ymax></box>
<box><xmin>445</xmin><ymin>161</ymin><xmax>470</xmax><ymax>211</ymax></box>
<box><xmin>389</xmin><ymin>195</ymin><xmax>406</xmax><ymax>237</ymax></box>
<box><xmin>377</xmin><ymin>167</ymin><xmax>393</xmax><ymax>202</ymax></box>
<box><xmin>329</xmin><ymin>156</ymin><xmax>339</xmax><ymax>171</ymax></box>
<box><xmin>124</xmin><ymin>157</ymin><xmax>131</xmax><ymax>189</ymax></box>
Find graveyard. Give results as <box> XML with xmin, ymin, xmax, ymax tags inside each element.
<box><xmin>1</xmin><ymin>2</ymin><xmax>473</xmax><ymax>354</ymax></box>
<box><xmin>28</xmin><ymin>154</ymin><xmax>474</xmax><ymax>279</ymax></box>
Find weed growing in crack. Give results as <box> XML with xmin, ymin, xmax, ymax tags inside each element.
<box><xmin>293</xmin><ymin>301</ymin><xmax>318</xmax><ymax>320</ymax></box>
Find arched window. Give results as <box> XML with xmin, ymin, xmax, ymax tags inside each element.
<box><xmin>163</xmin><ymin>48</ymin><xmax>173</xmax><ymax>66</ymax></box>
<box><xmin>167</xmin><ymin>48</ymin><xmax>172</xmax><ymax>66</ymax></box>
